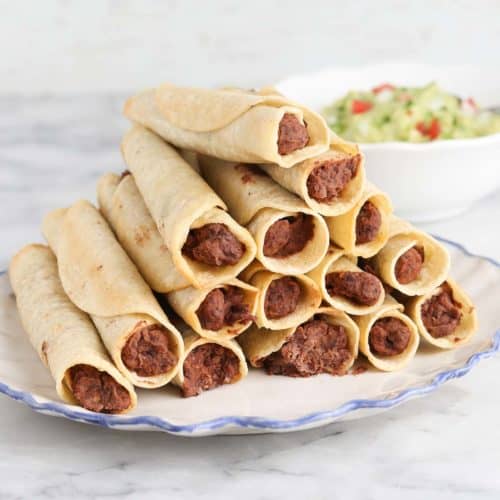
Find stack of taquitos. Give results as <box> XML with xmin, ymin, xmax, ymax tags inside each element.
<box><xmin>8</xmin><ymin>81</ymin><xmax>478</xmax><ymax>413</ymax></box>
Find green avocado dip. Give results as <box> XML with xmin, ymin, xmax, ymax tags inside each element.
<box><xmin>322</xmin><ymin>82</ymin><xmax>500</xmax><ymax>143</ymax></box>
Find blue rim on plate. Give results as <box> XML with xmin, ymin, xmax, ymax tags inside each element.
<box><xmin>0</xmin><ymin>236</ymin><xmax>499</xmax><ymax>434</ymax></box>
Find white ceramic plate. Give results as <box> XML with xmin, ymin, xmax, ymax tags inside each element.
<box><xmin>0</xmin><ymin>238</ymin><xmax>498</xmax><ymax>436</ymax></box>
<box><xmin>276</xmin><ymin>63</ymin><xmax>500</xmax><ymax>222</ymax></box>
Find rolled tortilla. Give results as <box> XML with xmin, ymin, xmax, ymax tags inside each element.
<box><xmin>42</xmin><ymin>200</ymin><xmax>184</xmax><ymax>388</ymax></box>
<box><xmin>355</xmin><ymin>296</ymin><xmax>420</xmax><ymax>372</ymax></box>
<box><xmin>121</xmin><ymin>125</ymin><xmax>256</xmax><ymax>289</ymax></box>
<box><xmin>259</xmin><ymin>139</ymin><xmax>365</xmax><ymax>216</ymax></box>
<box><xmin>406</xmin><ymin>278</ymin><xmax>478</xmax><ymax>349</ymax></box>
<box><xmin>173</xmin><ymin>326</ymin><xmax>248</xmax><ymax>397</ymax></box>
<box><xmin>199</xmin><ymin>156</ymin><xmax>330</xmax><ymax>275</ymax></box>
<box><xmin>167</xmin><ymin>278</ymin><xmax>258</xmax><ymax>340</ymax></box>
<box><xmin>325</xmin><ymin>182</ymin><xmax>392</xmax><ymax>258</ymax></box>
<box><xmin>307</xmin><ymin>247</ymin><xmax>385</xmax><ymax>315</ymax></box>
<box><xmin>371</xmin><ymin>216</ymin><xmax>450</xmax><ymax>296</ymax></box>
<box><xmin>124</xmin><ymin>83</ymin><xmax>330</xmax><ymax>168</ymax></box>
<box><xmin>240</xmin><ymin>261</ymin><xmax>321</xmax><ymax>330</ymax></box>
<box><xmin>239</xmin><ymin>307</ymin><xmax>359</xmax><ymax>376</ymax></box>
<box><xmin>98</xmin><ymin>172</ymin><xmax>191</xmax><ymax>292</ymax></box>
<box><xmin>100</xmin><ymin>170</ymin><xmax>256</xmax><ymax>299</ymax></box>
<box><xmin>9</xmin><ymin>244</ymin><xmax>137</xmax><ymax>413</ymax></box>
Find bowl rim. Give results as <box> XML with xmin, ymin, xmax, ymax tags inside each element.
<box><xmin>358</xmin><ymin>132</ymin><xmax>500</xmax><ymax>150</ymax></box>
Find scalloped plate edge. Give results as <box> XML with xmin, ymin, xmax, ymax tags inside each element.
<box><xmin>0</xmin><ymin>236</ymin><xmax>499</xmax><ymax>436</ymax></box>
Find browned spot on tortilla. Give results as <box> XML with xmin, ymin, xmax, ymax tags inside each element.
<box><xmin>41</xmin><ymin>341</ymin><xmax>49</xmax><ymax>364</ymax></box>
<box><xmin>235</xmin><ymin>163</ymin><xmax>265</xmax><ymax>184</ymax></box>
<box><xmin>134</xmin><ymin>226</ymin><xmax>151</xmax><ymax>247</ymax></box>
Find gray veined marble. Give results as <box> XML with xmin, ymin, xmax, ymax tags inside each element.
<box><xmin>0</xmin><ymin>94</ymin><xmax>499</xmax><ymax>499</ymax></box>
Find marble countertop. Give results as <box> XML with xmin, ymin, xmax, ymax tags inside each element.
<box><xmin>1</xmin><ymin>95</ymin><xmax>499</xmax><ymax>499</ymax></box>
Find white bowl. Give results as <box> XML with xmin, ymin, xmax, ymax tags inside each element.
<box><xmin>276</xmin><ymin>63</ymin><xmax>500</xmax><ymax>222</ymax></box>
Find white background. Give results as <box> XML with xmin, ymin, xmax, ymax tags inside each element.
<box><xmin>1</xmin><ymin>2</ymin><xmax>500</xmax><ymax>499</ymax></box>
<box><xmin>2</xmin><ymin>0</ymin><xmax>500</xmax><ymax>93</ymax></box>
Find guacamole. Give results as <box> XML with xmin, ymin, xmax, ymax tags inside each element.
<box><xmin>323</xmin><ymin>82</ymin><xmax>500</xmax><ymax>143</ymax></box>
